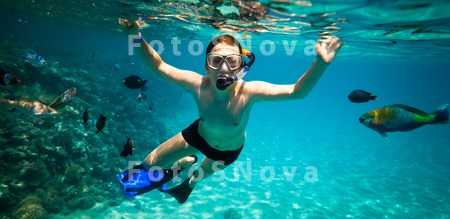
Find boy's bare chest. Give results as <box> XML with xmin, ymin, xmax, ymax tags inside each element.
<box><xmin>196</xmin><ymin>92</ymin><xmax>248</xmax><ymax>127</ymax></box>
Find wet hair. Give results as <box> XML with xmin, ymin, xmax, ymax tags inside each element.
<box><xmin>206</xmin><ymin>34</ymin><xmax>242</xmax><ymax>55</ymax></box>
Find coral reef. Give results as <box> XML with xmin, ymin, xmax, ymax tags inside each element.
<box><xmin>0</xmin><ymin>23</ymin><xmax>173</xmax><ymax>218</ymax></box>
<box><xmin>63</xmin><ymin>163</ymin><xmax>85</xmax><ymax>185</ymax></box>
<box><xmin>42</xmin><ymin>189</ymin><xmax>65</xmax><ymax>214</ymax></box>
<box><xmin>13</xmin><ymin>196</ymin><xmax>48</xmax><ymax>219</ymax></box>
<box><xmin>20</xmin><ymin>161</ymin><xmax>51</xmax><ymax>188</ymax></box>
<box><xmin>67</xmin><ymin>196</ymin><xmax>96</xmax><ymax>210</ymax></box>
<box><xmin>0</xmin><ymin>185</ymin><xmax>13</xmax><ymax>212</ymax></box>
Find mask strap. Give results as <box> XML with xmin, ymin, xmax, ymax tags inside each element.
<box><xmin>241</xmin><ymin>49</ymin><xmax>255</xmax><ymax>68</ymax></box>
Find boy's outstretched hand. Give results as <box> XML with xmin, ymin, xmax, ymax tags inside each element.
<box><xmin>118</xmin><ymin>18</ymin><xmax>140</xmax><ymax>34</ymax></box>
<box><xmin>315</xmin><ymin>36</ymin><xmax>344</xmax><ymax>64</ymax></box>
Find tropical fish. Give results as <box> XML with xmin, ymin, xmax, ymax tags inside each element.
<box><xmin>0</xmin><ymin>98</ymin><xmax>57</xmax><ymax>116</ymax></box>
<box><xmin>359</xmin><ymin>104</ymin><xmax>449</xmax><ymax>137</ymax></box>
<box><xmin>24</xmin><ymin>51</ymin><xmax>47</xmax><ymax>67</ymax></box>
<box><xmin>137</xmin><ymin>93</ymin><xmax>147</xmax><ymax>102</ymax></box>
<box><xmin>348</xmin><ymin>89</ymin><xmax>377</xmax><ymax>103</ymax></box>
<box><xmin>114</xmin><ymin>64</ymin><xmax>120</xmax><ymax>72</ymax></box>
<box><xmin>82</xmin><ymin>109</ymin><xmax>89</xmax><ymax>125</ymax></box>
<box><xmin>48</xmin><ymin>88</ymin><xmax>77</xmax><ymax>110</ymax></box>
<box><xmin>81</xmin><ymin>109</ymin><xmax>89</xmax><ymax>131</ymax></box>
<box><xmin>149</xmin><ymin>102</ymin><xmax>154</xmax><ymax>112</ymax></box>
<box><xmin>123</xmin><ymin>75</ymin><xmax>148</xmax><ymax>91</ymax></box>
<box><xmin>120</xmin><ymin>138</ymin><xmax>135</xmax><ymax>157</ymax></box>
<box><xmin>96</xmin><ymin>114</ymin><xmax>106</xmax><ymax>134</ymax></box>
<box><xmin>1</xmin><ymin>69</ymin><xmax>21</xmax><ymax>86</ymax></box>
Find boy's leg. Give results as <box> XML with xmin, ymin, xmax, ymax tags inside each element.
<box><xmin>189</xmin><ymin>157</ymin><xmax>228</xmax><ymax>187</ymax></box>
<box><xmin>143</xmin><ymin>132</ymin><xmax>198</xmax><ymax>169</ymax></box>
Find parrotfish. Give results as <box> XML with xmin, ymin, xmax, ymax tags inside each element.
<box><xmin>48</xmin><ymin>88</ymin><xmax>77</xmax><ymax>110</ymax></box>
<box><xmin>359</xmin><ymin>104</ymin><xmax>449</xmax><ymax>137</ymax></box>
<box><xmin>0</xmin><ymin>99</ymin><xmax>57</xmax><ymax>116</ymax></box>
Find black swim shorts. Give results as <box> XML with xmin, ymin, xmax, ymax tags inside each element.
<box><xmin>181</xmin><ymin>119</ymin><xmax>243</xmax><ymax>165</ymax></box>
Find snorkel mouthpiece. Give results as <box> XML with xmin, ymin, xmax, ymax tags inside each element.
<box><xmin>216</xmin><ymin>74</ymin><xmax>235</xmax><ymax>90</ymax></box>
<box><xmin>215</xmin><ymin>49</ymin><xmax>255</xmax><ymax>90</ymax></box>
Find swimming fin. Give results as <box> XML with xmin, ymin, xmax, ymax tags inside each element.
<box><xmin>158</xmin><ymin>177</ymin><xmax>195</xmax><ymax>204</ymax></box>
<box><xmin>118</xmin><ymin>155</ymin><xmax>198</xmax><ymax>197</ymax></box>
<box><xmin>118</xmin><ymin>164</ymin><xmax>174</xmax><ymax>196</ymax></box>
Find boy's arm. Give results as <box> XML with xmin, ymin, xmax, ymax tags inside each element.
<box><xmin>249</xmin><ymin>37</ymin><xmax>343</xmax><ymax>102</ymax></box>
<box><xmin>119</xmin><ymin>19</ymin><xmax>202</xmax><ymax>93</ymax></box>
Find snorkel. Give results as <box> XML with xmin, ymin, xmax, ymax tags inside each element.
<box><xmin>216</xmin><ymin>49</ymin><xmax>256</xmax><ymax>90</ymax></box>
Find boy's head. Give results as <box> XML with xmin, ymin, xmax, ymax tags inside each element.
<box><xmin>206</xmin><ymin>34</ymin><xmax>242</xmax><ymax>55</ymax></box>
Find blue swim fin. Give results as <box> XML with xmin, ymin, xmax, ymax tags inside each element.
<box><xmin>118</xmin><ymin>155</ymin><xmax>198</xmax><ymax>197</ymax></box>
<box><xmin>118</xmin><ymin>164</ymin><xmax>173</xmax><ymax>196</ymax></box>
<box><xmin>158</xmin><ymin>177</ymin><xmax>195</xmax><ymax>204</ymax></box>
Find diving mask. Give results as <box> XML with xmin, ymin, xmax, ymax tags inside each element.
<box><xmin>214</xmin><ymin>49</ymin><xmax>255</xmax><ymax>90</ymax></box>
<box><xmin>206</xmin><ymin>53</ymin><xmax>244</xmax><ymax>70</ymax></box>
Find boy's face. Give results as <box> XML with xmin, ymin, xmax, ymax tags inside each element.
<box><xmin>205</xmin><ymin>43</ymin><xmax>241</xmax><ymax>76</ymax></box>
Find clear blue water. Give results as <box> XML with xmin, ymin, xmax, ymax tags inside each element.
<box><xmin>1</xmin><ymin>1</ymin><xmax>450</xmax><ymax>218</ymax></box>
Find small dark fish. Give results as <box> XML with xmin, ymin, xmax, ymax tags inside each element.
<box><xmin>359</xmin><ymin>104</ymin><xmax>449</xmax><ymax>137</ymax></box>
<box><xmin>0</xmin><ymin>69</ymin><xmax>21</xmax><ymax>86</ymax></box>
<box><xmin>123</xmin><ymin>75</ymin><xmax>148</xmax><ymax>90</ymax></box>
<box><xmin>120</xmin><ymin>138</ymin><xmax>135</xmax><ymax>157</ymax></box>
<box><xmin>82</xmin><ymin>109</ymin><xmax>89</xmax><ymax>125</ymax></box>
<box><xmin>348</xmin><ymin>90</ymin><xmax>377</xmax><ymax>103</ymax></box>
<box><xmin>149</xmin><ymin>102</ymin><xmax>154</xmax><ymax>112</ymax></box>
<box><xmin>137</xmin><ymin>93</ymin><xmax>147</xmax><ymax>102</ymax></box>
<box><xmin>96</xmin><ymin>114</ymin><xmax>106</xmax><ymax>134</ymax></box>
